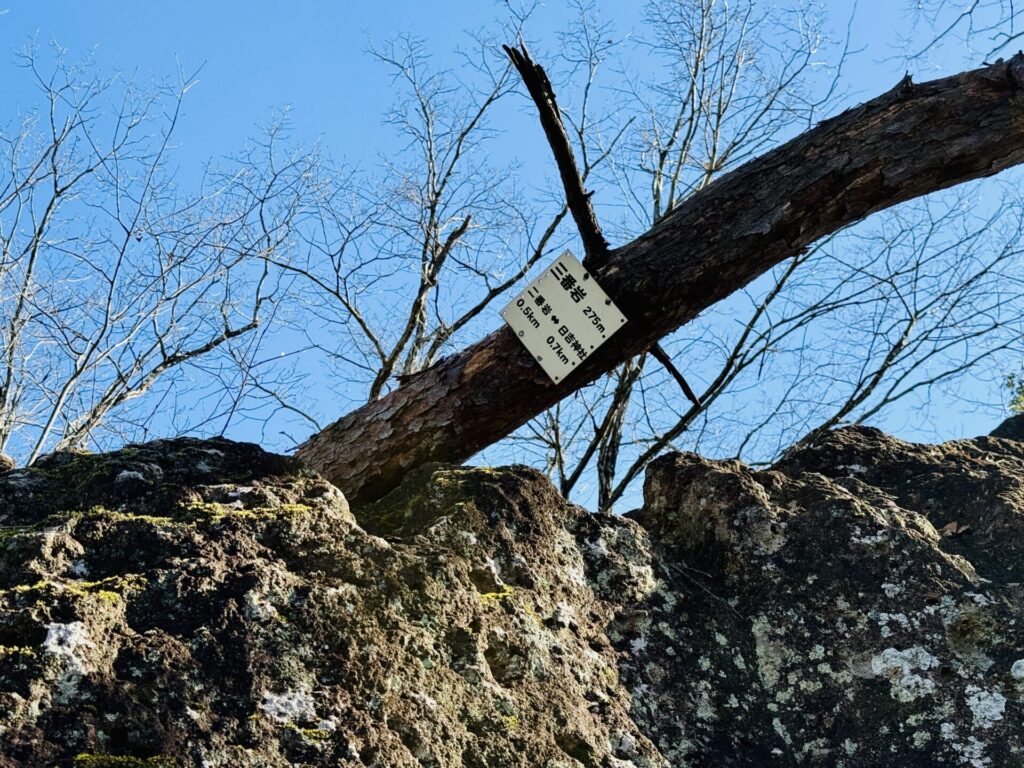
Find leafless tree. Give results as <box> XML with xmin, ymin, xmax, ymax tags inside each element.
<box><xmin>266</xmin><ymin>21</ymin><xmax>635</xmax><ymax>410</ymax></box>
<box><xmin>8</xmin><ymin>4</ymin><xmax>1024</xmax><ymax>514</ymax></box>
<box><xmin>293</xmin><ymin>13</ymin><xmax>1024</xmax><ymax>509</ymax></box>
<box><xmin>581</xmin><ymin>190</ymin><xmax>1024</xmax><ymax>510</ymax></box>
<box><xmin>497</xmin><ymin>0</ymin><xmax>1024</xmax><ymax>511</ymax></box>
<box><xmin>0</xmin><ymin>46</ymin><xmax>312</xmax><ymax>464</ymax></box>
<box><xmin>267</xmin><ymin>1</ymin><xmax>1024</xmax><ymax>511</ymax></box>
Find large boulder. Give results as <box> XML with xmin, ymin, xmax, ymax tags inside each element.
<box><xmin>0</xmin><ymin>427</ymin><xmax>1022</xmax><ymax>766</ymax></box>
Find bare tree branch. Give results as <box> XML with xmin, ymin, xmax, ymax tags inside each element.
<box><xmin>298</xmin><ymin>53</ymin><xmax>1024</xmax><ymax>505</ymax></box>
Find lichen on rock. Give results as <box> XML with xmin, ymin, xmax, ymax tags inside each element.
<box><xmin>1</xmin><ymin>425</ymin><xmax>1023</xmax><ymax>766</ymax></box>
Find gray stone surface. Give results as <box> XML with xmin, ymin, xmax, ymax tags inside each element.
<box><xmin>1</xmin><ymin>425</ymin><xmax>1022</xmax><ymax>766</ymax></box>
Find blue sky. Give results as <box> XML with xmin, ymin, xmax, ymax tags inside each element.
<box><xmin>1</xmin><ymin>1</ymin><xmax>1016</xmax><ymax>508</ymax></box>
<box><xmin>0</xmin><ymin>1</ymin><xmax>908</xmax><ymax>187</ymax></box>
<box><xmin>1</xmin><ymin>2</ymin><xmax>599</xmax><ymax>178</ymax></box>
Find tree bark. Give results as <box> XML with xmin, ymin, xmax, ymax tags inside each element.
<box><xmin>298</xmin><ymin>55</ymin><xmax>1024</xmax><ymax>506</ymax></box>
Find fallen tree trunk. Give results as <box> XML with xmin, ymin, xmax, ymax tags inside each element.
<box><xmin>298</xmin><ymin>54</ymin><xmax>1024</xmax><ymax>505</ymax></box>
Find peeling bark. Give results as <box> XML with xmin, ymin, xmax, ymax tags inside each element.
<box><xmin>298</xmin><ymin>56</ymin><xmax>1024</xmax><ymax>505</ymax></box>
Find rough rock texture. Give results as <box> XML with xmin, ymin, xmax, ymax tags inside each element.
<box><xmin>1</xmin><ymin>426</ymin><xmax>1023</xmax><ymax>767</ymax></box>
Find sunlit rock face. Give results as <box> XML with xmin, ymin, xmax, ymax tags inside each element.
<box><xmin>1</xmin><ymin>424</ymin><xmax>1022</xmax><ymax>767</ymax></box>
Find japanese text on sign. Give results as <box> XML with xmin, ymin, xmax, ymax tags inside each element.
<box><xmin>500</xmin><ymin>250</ymin><xmax>627</xmax><ymax>383</ymax></box>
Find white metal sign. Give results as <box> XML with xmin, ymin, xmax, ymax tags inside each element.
<box><xmin>501</xmin><ymin>250</ymin><xmax>627</xmax><ymax>383</ymax></box>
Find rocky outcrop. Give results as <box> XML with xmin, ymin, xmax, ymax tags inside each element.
<box><xmin>1</xmin><ymin>426</ymin><xmax>1023</xmax><ymax>767</ymax></box>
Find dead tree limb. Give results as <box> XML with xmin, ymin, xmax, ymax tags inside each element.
<box><xmin>502</xmin><ymin>44</ymin><xmax>610</xmax><ymax>263</ymax></box>
<box><xmin>298</xmin><ymin>55</ymin><xmax>1024</xmax><ymax>506</ymax></box>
